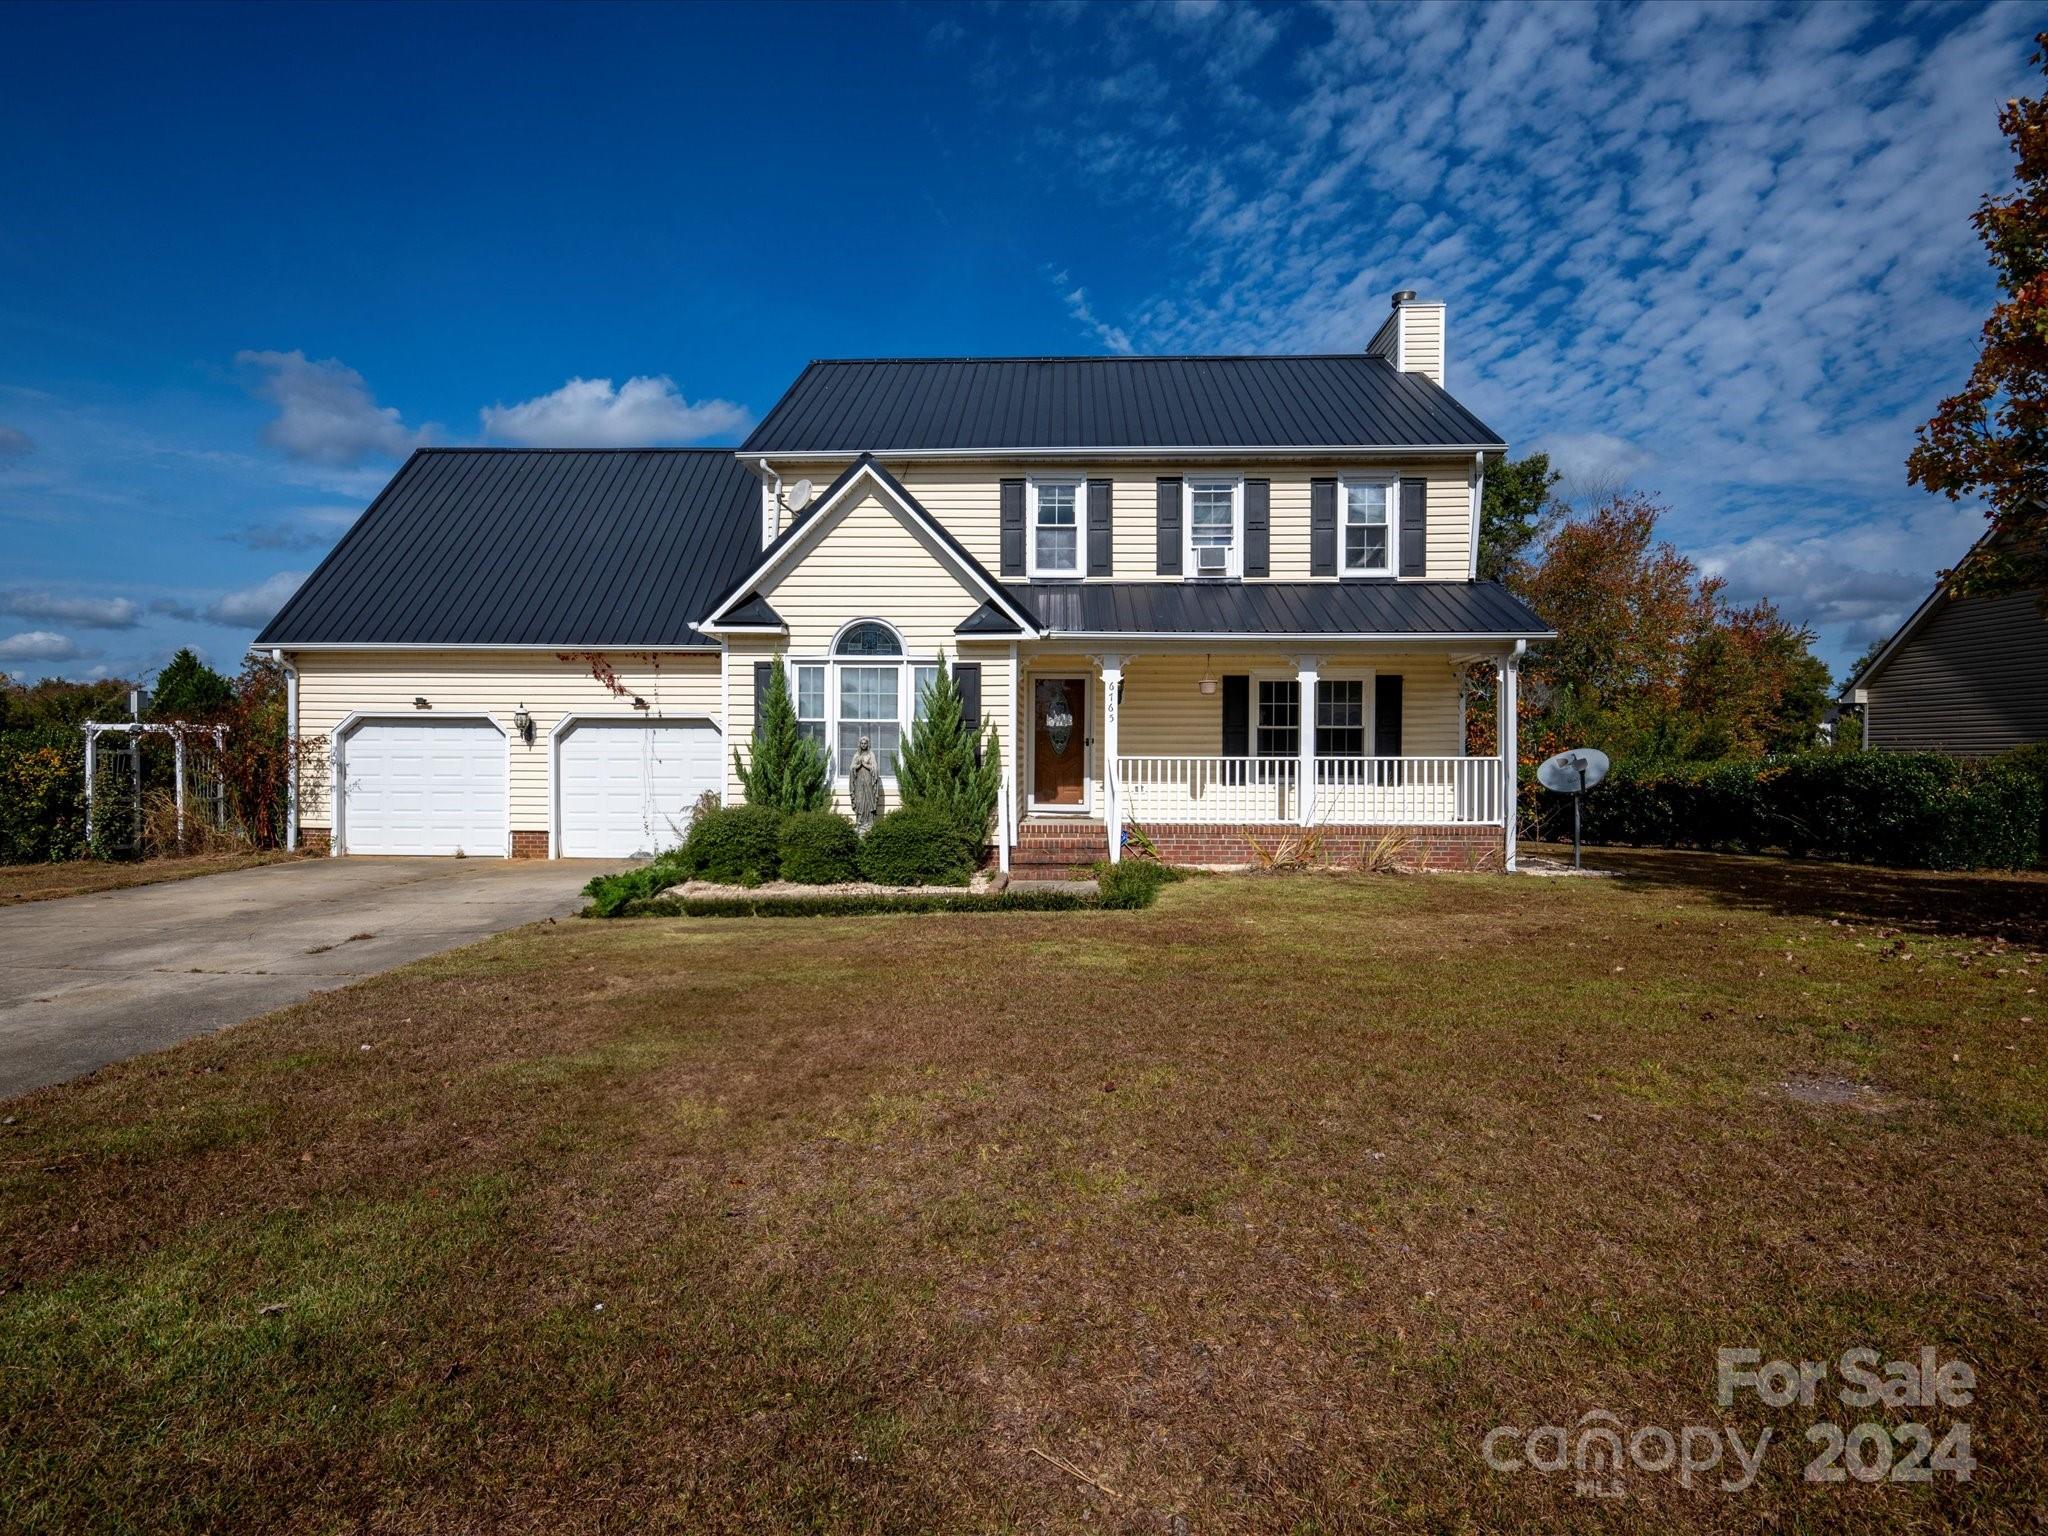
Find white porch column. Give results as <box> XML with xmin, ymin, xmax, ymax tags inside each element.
<box><xmin>1096</xmin><ymin>653</ymin><xmax>1123</xmax><ymax>863</ymax></box>
<box><xmin>999</xmin><ymin>642</ymin><xmax>1018</xmax><ymax>875</ymax></box>
<box><xmin>1499</xmin><ymin>644</ymin><xmax>1522</xmax><ymax>872</ymax></box>
<box><xmin>1294</xmin><ymin>655</ymin><xmax>1318</xmax><ymax>826</ymax></box>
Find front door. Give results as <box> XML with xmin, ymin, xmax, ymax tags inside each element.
<box><xmin>1032</xmin><ymin>677</ymin><xmax>1087</xmax><ymax>807</ymax></box>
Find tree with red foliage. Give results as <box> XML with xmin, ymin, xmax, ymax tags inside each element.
<box><xmin>1908</xmin><ymin>33</ymin><xmax>2048</xmax><ymax>595</ymax></box>
<box><xmin>1469</xmin><ymin>491</ymin><xmax>1830</xmax><ymax>764</ymax></box>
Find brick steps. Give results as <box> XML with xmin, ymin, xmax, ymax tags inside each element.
<box><xmin>1012</xmin><ymin>819</ymin><xmax>1108</xmax><ymax>878</ymax></box>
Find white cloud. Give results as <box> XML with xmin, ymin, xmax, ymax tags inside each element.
<box><xmin>230</xmin><ymin>505</ymin><xmax>359</xmax><ymax>551</ymax></box>
<box><xmin>1061</xmin><ymin>285</ymin><xmax>1135</xmax><ymax>354</ymax></box>
<box><xmin>205</xmin><ymin>571</ymin><xmax>307</xmax><ymax>628</ymax></box>
<box><xmin>0</xmin><ymin>590</ymin><xmax>140</xmax><ymax>629</ymax></box>
<box><xmin>479</xmin><ymin>376</ymin><xmax>751</xmax><ymax>447</ymax></box>
<box><xmin>971</xmin><ymin>2</ymin><xmax>2040</xmax><ymax>667</ymax></box>
<box><xmin>236</xmin><ymin>349</ymin><xmax>429</xmax><ymax>466</ymax></box>
<box><xmin>0</xmin><ymin>425</ymin><xmax>31</xmax><ymax>461</ymax></box>
<box><xmin>0</xmin><ymin>630</ymin><xmax>83</xmax><ymax>661</ymax></box>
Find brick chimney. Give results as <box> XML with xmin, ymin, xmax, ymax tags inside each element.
<box><xmin>1367</xmin><ymin>289</ymin><xmax>1446</xmax><ymax>386</ymax></box>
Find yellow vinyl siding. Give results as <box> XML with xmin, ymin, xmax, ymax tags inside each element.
<box><xmin>728</xmin><ymin>483</ymin><xmax>1017</xmax><ymax>811</ymax></box>
<box><xmin>292</xmin><ymin>650</ymin><xmax>720</xmax><ymax>835</ymax></box>
<box><xmin>1113</xmin><ymin>652</ymin><xmax>1464</xmax><ymax>757</ymax></box>
<box><xmin>762</xmin><ymin>459</ymin><xmax>1477</xmax><ymax>583</ymax></box>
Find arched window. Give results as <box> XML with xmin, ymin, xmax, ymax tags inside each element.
<box><xmin>803</xmin><ymin>621</ymin><xmax>931</xmax><ymax>774</ymax></box>
<box><xmin>835</xmin><ymin>621</ymin><xmax>902</xmax><ymax>658</ymax></box>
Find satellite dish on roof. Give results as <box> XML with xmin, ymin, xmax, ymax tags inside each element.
<box><xmin>1536</xmin><ymin>747</ymin><xmax>1609</xmax><ymax>870</ymax></box>
<box><xmin>1536</xmin><ymin>747</ymin><xmax>1609</xmax><ymax>794</ymax></box>
<box><xmin>786</xmin><ymin>478</ymin><xmax>814</xmax><ymax>513</ymax></box>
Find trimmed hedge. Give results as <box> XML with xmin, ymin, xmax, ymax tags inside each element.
<box><xmin>1527</xmin><ymin>751</ymin><xmax>2041</xmax><ymax>870</ymax></box>
<box><xmin>682</xmin><ymin>803</ymin><xmax>784</xmax><ymax>885</ymax></box>
<box><xmin>581</xmin><ymin>853</ymin><xmax>690</xmax><ymax>918</ymax></box>
<box><xmin>616</xmin><ymin>889</ymin><xmax>1097</xmax><ymax>918</ymax></box>
<box><xmin>857</xmin><ymin>804</ymin><xmax>974</xmax><ymax>886</ymax></box>
<box><xmin>778</xmin><ymin>810</ymin><xmax>861</xmax><ymax>884</ymax></box>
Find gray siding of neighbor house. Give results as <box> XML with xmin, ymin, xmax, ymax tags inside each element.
<box><xmin>1866</xmin><ymin>589</ymin><xmax>2048</xmax><ymax>755</ymax></box>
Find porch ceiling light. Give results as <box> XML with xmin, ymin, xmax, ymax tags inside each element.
<box><xmin>1198</xmin><ymin>654</ymin><xmax>1218</xmax><ymax>696</ymax></box>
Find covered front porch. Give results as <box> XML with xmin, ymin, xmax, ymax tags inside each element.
<box><xmin>993</xmin><ymin>641</ymin><xmax>1524</xmax><ymax>874</ymax></box>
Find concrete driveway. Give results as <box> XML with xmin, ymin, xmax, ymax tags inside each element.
<box><xmin>0</xmin><ymin>858</ymin><xmax>620</xmax><ymax>1099</ymax></box>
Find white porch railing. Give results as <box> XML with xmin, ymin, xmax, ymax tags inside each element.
<box><xmin>1116</xmin><ymin>755</ymin><xmax>1502</xmax><ymax>827</ymax></box>
<box><xmin>1117</xmin><ymin>755</ymin><xmax>1300</xmax><ymax>824</ymax></box>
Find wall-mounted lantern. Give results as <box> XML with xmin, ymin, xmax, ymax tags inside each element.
<box><xmin>514</xmin><ymin>704</ymin><xmax>535</xmax><ymax>745</ymax></box>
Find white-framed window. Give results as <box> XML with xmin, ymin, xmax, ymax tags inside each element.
<box><xmin>794</xmin><ymin>663</ymin><xmax>827</xmax><ymax>749</ymax></box>
<box><xmin>1028</xmin><ymin>477</ymin><xmax>1082</xmax><ymax>578</ymax></box>
<box><xmin>1256</xmin><ymin>679</ymin><xmax>1299</xmax><ymax>757</ymax></box>
<box><xmin>1315</xmin><ymin>678</ymin><xmax>1366</xmax><ymax>755</ymax></box>
<box><xmin>837</xmin><ymin>665</ymin><xmax>900</xmax><ymax>773</ymax></box>
<box><xmin>1341</xmin><ymin>475</ymin><xmax>1396</xmax><ymax>577</ymax></box>
<box><xmin>789</xmin><ymin>621</ymin><xmax>950</xmax><ymax>781</ymax></box>
<box><xmin>1184</xmin><ymin>474</ymin><xmax>1242</xmax><ymax>579</ymax></box>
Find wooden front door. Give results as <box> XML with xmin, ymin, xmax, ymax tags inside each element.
<box><xmin>1032</xmin><ymin>677</ymin><xmax>1087</xmax><ymax>807</ymax></box>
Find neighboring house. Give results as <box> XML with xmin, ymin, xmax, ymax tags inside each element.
<box><xmin>257</xmin><ymin>292</ymin><xmax>1552</xmax><ymax>871</ymax></box>
<box><xmin>1844</xmin><ymin>541</ymin><xmax>2048</xmax><ymax>755</ymax></box>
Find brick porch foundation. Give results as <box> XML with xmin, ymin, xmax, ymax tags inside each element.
<box><xmin>301</xmin><ymin>827</ymin><xmax>332</xmax><ymax>854</ymax></box>
<box><xmin>1136</xmin><ymin>822</ymin><xmax>1506</xmax><ymax>872</ymax></box>
<box><xmin>511</xmin><ymin>829</ymin><xmax>549</xmax><ymax>858</ymax></box>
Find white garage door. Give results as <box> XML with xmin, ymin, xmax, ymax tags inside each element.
<box><xmin>341</xmin><ymin>719</ymin><xmax>506</xmax><ymax>856</ymax></box>
<box><xmin>558</xmin><ymin>720</ymin><xmax>720</xmax><ymax>859</ymax></box>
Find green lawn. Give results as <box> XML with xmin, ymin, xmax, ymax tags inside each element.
<box><xmin>2</xmin><ymin>851</ymin><xmax>2044</xmax><ymax>1532</ymax></box>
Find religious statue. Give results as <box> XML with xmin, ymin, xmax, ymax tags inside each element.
<box><xmin>849</xmin><ymin>734</ymin><xmax>884</xmax><ymax>833</ymax></box>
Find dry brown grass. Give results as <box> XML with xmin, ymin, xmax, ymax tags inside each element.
<box><xmin>0</xmin><ymin>849</ymin><xmax>305</xmax><ymax>905</ymax></box>
<box><xmin>2</xmin><ymin>853</ymin><xmax>2045</xmax><ymax>1532</ymax></box>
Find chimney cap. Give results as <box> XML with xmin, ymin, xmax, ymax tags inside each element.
<box><xmin>1390</xmin><ymin>289</ymin><xmax>1418</xmax><ymax>308</ymax></box>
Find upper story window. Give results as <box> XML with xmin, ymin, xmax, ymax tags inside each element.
<box><xmin>1028</xmin><ymin>478</ymin><xmax>1081</xmax><ymax>578</ymax></box>
<box><xmin>1185</xmin><ymin>475</ymin><xmax>1242</xmax><ymax>579</ymax></box>
<box><xmin>1341</xmin><ymin>475</ymin><xmax>1395</xmax><ymax>577</ymax></box>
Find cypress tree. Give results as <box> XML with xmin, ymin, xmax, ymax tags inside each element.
<box><xmin>733</xmin><ymin>656</ymin><xmax>831</xmax><ymax>813</ymax></box>
<box><xmin>893</xmin><ymin>657</ymin><xmax>1001</xmax><ymax>850</ymax></box>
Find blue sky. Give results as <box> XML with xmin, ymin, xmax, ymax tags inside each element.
<box><xmin>1</xmin><ymin>0</ymin><xmax>2038</xmax><ymax>684</ymax></box>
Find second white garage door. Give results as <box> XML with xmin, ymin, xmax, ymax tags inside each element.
<box><xmin>558</xmin><ymin>720</ymin><xmax>720</xmax><ymax>859</ymax></box>
<box><xmin>340</xmin><ymin>719</ymin><xmax>507</xmax><ymax>856</ymax></box>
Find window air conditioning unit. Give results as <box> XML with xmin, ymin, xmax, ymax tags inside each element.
<box><xmin>1196</xmin><ymin>545</ymin><xmax>1229</xmax><ymax>575</ymax></box>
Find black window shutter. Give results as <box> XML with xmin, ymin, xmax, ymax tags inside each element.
<box><xmin>1156</xmin><ymin>477</ymin><xmax>1183</xmax><ymax>575</ymax></box>
<box><xmin>1310</xmin><ymin>478</ymin><xmax>1336</xmax><ymax>577</ymax></box>
<box><xmin>953</xmin><ymin>662</ymin><xmax>983</xmax><ymax>764</ymax></box>
<box><xmin>1087</xmin><ymin>479</ymin><xmax>1113</xmax><ymax>577</ymax></box>
<box><xmin>753</xmin><ymin>661</ymin><xmax>773</xmax><ymax>732</ymax></box>
<box><xmin>1221</xmin><ymin>675</ymin><xmax>1250</xmax><ymax>755</ymax></box>
<box><xmin>999</xmin><ymin>478</ymin><xmax>1025</xmax><ymax>578</ymax></box>
<box><xmin>1374</xmin><ymin>674</ymin><xmax>1404</xmax><ymax>756</ymax></box>
<box><xmin>1399</xmin><ymin>478</ymin><xmax>1427</xmax><ymax>578</ymax></box>
<box><xmin>1243</xmin><ymin>478</ymin><xmax>1269</xmax><ymax>578</ymax></box>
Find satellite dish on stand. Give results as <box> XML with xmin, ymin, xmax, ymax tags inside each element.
<box><xmin>786</xmin><ymin>478</ymin><xmax>814</xmax><ymax>514</ymax></box>
<box><xmin>1536</xmin><ymin>747</ymin><xmax>1610</xmax><ymax>869</ymax></box>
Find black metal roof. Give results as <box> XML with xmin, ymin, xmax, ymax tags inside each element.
<box><xmin>1008</xmin><ymin>580</ymin><xmax>1551</xmax><ymax>639</ymax></box>
<box><xmin>741</xmin><ymin>355</ymin><xmax>1505</xmax><ymax>455</ymax></box>
<box><xmin>256</xmin><ymin>448</ymin><xmax>761</xmax><ymax>648</ymax></box>
<box><xmin>955</xmin><ymin>599</ymin><xmax>1026</xmax><ymax>636</ymax></box>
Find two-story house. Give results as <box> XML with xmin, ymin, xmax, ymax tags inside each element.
<box><xmin>257</xmin><ymin>293</ymin><xmax>1552</xmax><ymax>872</ymax></box>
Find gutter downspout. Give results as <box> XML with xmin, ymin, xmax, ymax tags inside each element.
<box><xmin>1469</xmin><ymin>451</ymin><xmax>1485</xmax><ymax>581</ymax></box>
<box><xmin>756</xmin><ymin>457</ymin><xmax>782</xmax><ymax>544</ymax></box>
<box><xmin>272</xmin><ymin>647</ymin><xmax>299</xmax><ymax>852</ymax></box>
